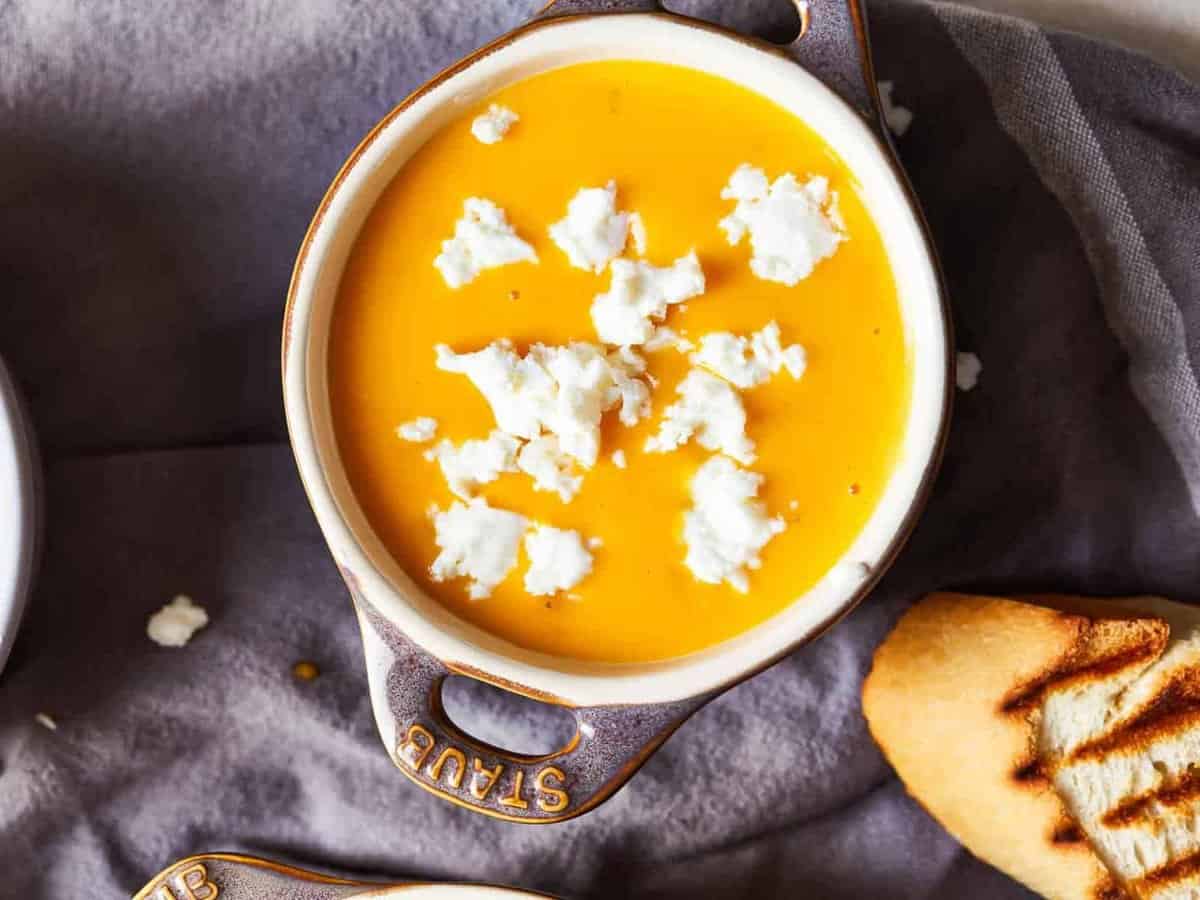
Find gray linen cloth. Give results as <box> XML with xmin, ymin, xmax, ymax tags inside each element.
<box><xmin>2</xmin><ymin>0</ymin><xmax>1199</xmax><ymax>897</ymax></box>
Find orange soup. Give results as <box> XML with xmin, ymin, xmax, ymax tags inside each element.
<box><xmin>329</xmin><ymin>61</ymin><xmax>910</xmax><ymax>663</ymax></box>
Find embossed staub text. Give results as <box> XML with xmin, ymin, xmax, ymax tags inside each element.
<box><xmin>396</xmin><ymin>723</ymin><xmax>570</xmax><ymax>815</ymax></box>
<box><xmin>149</xmin><ymin>862</ymin><xmax>219</xmax><ymax>900</ymax></box>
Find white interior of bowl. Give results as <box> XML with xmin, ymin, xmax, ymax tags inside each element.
<box><xmin>0</xmin><ymin>356</ymin><xmax>37</xmax><ymax>678</ymax></box>
<box><xmin>284</xmin><ymin>13</ymin><xmax>948</xmax><ymax>707</ymax></box>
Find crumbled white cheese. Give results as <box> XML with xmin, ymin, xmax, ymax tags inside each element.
<box><xmin>591</xmin><ymin>252</ymin><xmax>706</xmax><ymax>346</ymax></box>
<box><xmin>643</xmin><ymin>326</ymin><xmax>694</xmax><ymax>354</ymax></box>
<box><xmin>611</xmin><ymin>449</ymin><xmax>627</xmax><ymax>470</ymax></box>
<box><xmin>628</xmin><ymin>212</ymin><xmax>647</xmax><ymax>256</ymax></box>
<box><xmin>719</xmin><ymin>164</ymin><xmax>844</xmax><ymax>286</ymax></box>
<box><xmin>470</xmin><ymin>104</ymin><xmax>519</xmax><ymax>145</ymax></box>
<box><xmin>435</xmin><ymin>340</ymin><xmax>650</xmax><ymax>467</ymax></box>
<box><xmin>692</xmin><ymin>321</ymin><xmax>806</xmax><ymax>389</ymax></box>
<box><xmin>549</xmin><ymin>181</ymin><xmax>633</xmax><ymax>273</ymax></box>
<box><xmin>396</xmin><ymin>416</ymin><xmax>438</xmax><ymax>443</ymax></box>
<box><xmin>430</xmin><ymin>498</ymin><xmax>527</xmax><ymax>599</ymax></box>
<box><xmin>587</xmin><ymin>536</ymin><xmax>604</xmax><ymax>549</ymax></box>
<box><xmin>683</xmin><ymin>456</ymin><xmax>785</xmax><ymax>592</ymax></box>
<box><xmin>517</xmin><ymin>435</ymin><xmax>583</xmax><ymax>503</ymax></box>
<box><xmin>645</xmin><ymin>369</ymin><xmax>755</xmax><ymax>464</ymax></box>
<box><xmin>434</xmin><ymin>198</ymin><xmax>537</xmax><ymax>289</ymax></box>
<box><xmin>603</xmin><ymin>345</ymin><xmax>654</xmax><ymax>428</ymax></box>
<box><xmin>956</xmin><ymin>351</ymin><xmax>982</xmax><ymax>391</ymax></box>
<box><xmin>147</xmin><ymin>595</ymin><xmax>210</xmax><ymax>648</ymax></box>
<box><xmin>524</xmin><ymin>525</ymin><xmax>594</xmax><ymax>596</ymax></box>
<box><xmin>877</xmin><ymin>81</ymin><xmax>913</xmax><ymax>137</ymax></box>
<box><xmin>35</xmin><ymin>713</ymin><xmax>57</xmax><ymax>731</ymax></box>
<box><xmin>425</xmin><ymin>430</ymin><xmax>520</xmax><ymax>499</ymax></box>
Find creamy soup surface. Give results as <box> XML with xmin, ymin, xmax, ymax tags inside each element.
<box><xmin>329</xmin><ymin>60</ymin><xmax>910</xmax><ymax>663</ymax></box>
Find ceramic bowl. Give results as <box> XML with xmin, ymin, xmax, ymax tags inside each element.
<box><xmin>0</xmin><ymin>353</ymin><xmax>38</xmax><ymax>678</ymax></box>
<box><xmin>135</xmin><ymin>853</ymin><xmax>555</xmax><ymax>899</ymax></box>
<box><xmin>284</xmin><ymin>0</ymin><xmax>951</xmax><ymax>823</ymax></box>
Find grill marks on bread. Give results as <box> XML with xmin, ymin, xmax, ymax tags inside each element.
<box><xmin>1095</xmin><ymin>882</ymin><xmax>1128</xmax><ymax>900</ymax></box>
<box><xmin>1019</xmin><ymin>600</ymin><xmax>1200</xmax><ymax>898</ymax></box>
<box><xmin>1000</xmin><ymin>614</ymin><xmax>1169</xmax><ymax>716</ymax></box>
<box><xmin>1071</xmin><ymin>670</ymin><xmax>1200</xmax><ymax>764</ymax></box>
<box><xmin>862</xmin><ymin>593</ymin><xmax>1130</xmax><ymax>900</ymax></box>
<box><xmin>1133</xmin><ymin>849</ymin><xmax>1200</xmax><ymax>895</ymax></box>
<box><xmin>1011</xmin><ymin>756</ymin><xmax>1051</xmax><ymax>788</ymax></box>
<box><xmin>1103</xmin><ymin>767</ymin><xmax>1200</xmax><ymax>829</ymax></box>
<box><xmin>864</xmin><ymin>593</ymin><xmax>1200</xmax><ymax>900</ymax></box>
<box><xmin>1025</xmin><ymin>608</ymin><xmax>1200</xmax><ymax>897</ymax></box>
<box><xmin>1052</xmin><ymin>819</ymin><xmax>1088</xmax><ymax>845</ymax></box>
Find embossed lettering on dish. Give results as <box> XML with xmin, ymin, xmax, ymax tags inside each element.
<box><xmin>149</xmin><ymin>862</ymin><xmax>219</xmax><ymax>900</ymax></box>
<box><xmin>395</xmin><ymin>721</ymin><xmax>572</xmax><ymax>814</ymax></box>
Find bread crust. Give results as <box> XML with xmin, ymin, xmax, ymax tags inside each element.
<box><xmin>862</xmin><ymin>593</ymin><xmax>1174</xmax><ymax>900</ymax></box>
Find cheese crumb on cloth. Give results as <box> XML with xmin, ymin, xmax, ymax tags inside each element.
<box><xmin>146</xmin><ymin>595</ymin><xmax>209</xmax><ymax>647</ymax></box>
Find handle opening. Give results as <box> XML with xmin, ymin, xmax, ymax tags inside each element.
<box><xmin>437</xmin><ymin>674</ymin><xmax>579</xmax><ymax>758</ymax></box>
<box><xmin>659</xmin><ymin>0</ymin><xmax>805</xmax><ymax>44</ymax></box>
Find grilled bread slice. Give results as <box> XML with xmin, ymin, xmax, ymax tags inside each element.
<box><xmin>863</xmin><ymin>592</ymin><xmax>1200</xmax><ymax>900</ymax></box>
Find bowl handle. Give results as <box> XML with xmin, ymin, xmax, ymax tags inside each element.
<box><xmin>134</xmin><ymin>853</ymin><xmax>385</xmax><ymax>899</ymax></box>
<box><xmin>780</xmin><ymin>0</ymin><xmax>883</xmax><ymax>126</ymax></box>
<box><xmin>537</xmin><ymin>0</ymin><xmax>660</xmax><ymax>16</ymax></box>
<box><xmin>353</xmin><ymin>596</ymin><xmax>712</xmax><ymax>823</ymax></box>
<box><xmin>537</xmin><ymin>0</ymin><xmax>887</xmax><ymax>135</ymax></box>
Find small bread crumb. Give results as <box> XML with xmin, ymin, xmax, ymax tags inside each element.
<box><xmin>956</xmin><ymin>351</ymin><xmax>982</xmax><ymax>392</ymax></box>
<box><xmin>147</xmin><ymin>595</ymin><xmax>209</xmax><ymax>648</ymax></box>
<box><xmin>35</xmin><ymin>713</ymin><xmax>57</xmax><ymax>731</ymax></box>
<box><xmin>292</xmin><ymin>661</ymin><xmax>320</xmax><ymax>681</ymax></box>
<box><xmin>877</xmin><ymin>81</ymin><xmax>913</xmax><ymax>137</ymax></box>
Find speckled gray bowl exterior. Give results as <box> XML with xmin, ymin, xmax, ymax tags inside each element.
<box><xmin>357</xmin><ymin>597</ymin><xmax>713</xmax><ymax>822</ymax></box>
<box><xmin>135</xmin><ymin>853</ymin><xmax>555</xmax><ymax>899</ymax></box>
<box><xmin>282</xmin><ymin>0</ymin><xmax>952</xmax><ymax>824</ymax></box>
